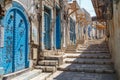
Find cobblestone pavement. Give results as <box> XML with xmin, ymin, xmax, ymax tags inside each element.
<box><xmin>47</xmin><ymin>40</ymin><xmax>118</xmax><ymax>80</ymax></box>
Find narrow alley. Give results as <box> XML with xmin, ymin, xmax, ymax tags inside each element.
<box><xmin>0</xmin><ymin>0</ymin><xmax>120</xmax><ymax>80</ymax></box>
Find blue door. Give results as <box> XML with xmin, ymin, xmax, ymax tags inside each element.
<box><xmin>3</xmin><ymin>9</ymin><xmax>14</xmax><ymax>74</ymax></box>
<box><xmin>70</xmin><ymin>18</ymin><xmax>76</xmax><ymax>44</ymax></box>
<box><xmin>44</xmin><ymin>12</ymin><xmax>51</xmax><ymax>50</ymax></box>
<box><xmin>56</xmin><ymin>12</ymin><xmax>61</xmax><ymax>49</ymax></box>
<box><xmin>3</xmin><ymin>7</ymin><xmax>29</xmax><ymax>74</ymax></box>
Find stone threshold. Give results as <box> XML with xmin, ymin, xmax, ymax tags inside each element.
<box><xmin>3</xmin><ymin>68</ymin><xmax>30</xmax><ymax>79</ymax></box>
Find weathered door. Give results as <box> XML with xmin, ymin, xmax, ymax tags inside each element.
<box><xmin>3</xmin><ymin>7</ymin><xmax>29</xmax><ymax>74</ymax></box>
<box><xmin>44</xmin><ymin>12</ymin><xmax>51</xmax><ymax>50</ymax></box>
<box><xmin>56</xmin><ymin>12</ymin><xmax>61</xmax><ymax>49</ymax></box>
<box><xmin>70</xmin><ymin>18</ymin><xmax>76</xmax><ymax>44</ymax></box>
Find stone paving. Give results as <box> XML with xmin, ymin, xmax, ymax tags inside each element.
<box><xmin>58</xmin><ymin>64</ymin><xmax>114</xmax><ymax>73</ymax></box>
<box><xmin>47</xmin><ymin>40</ymin><xmax>118</xmax><ymax>80</ymax></box>
<box><xmin>47</xmin><ymin>71</ymin><xmax>117</xmax><ymax>80</ymax></box>
<box><xmin>64</xmin><ymin>58</ymin><xmax>113</xmax><ymax>65</ymax></box>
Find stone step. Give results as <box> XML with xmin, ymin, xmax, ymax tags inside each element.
<box><xmin>76</xmin><ymin>50</ymin><xmax>109</xmax><ymax>53</ymax></box>
<box><xmin>11</xmin><ymin>69</ymin><xmax>42</xmax><ymax>80</ymax></box>
<box><xmin>67</xmin><ymin>47</ymin><xmax>76</xmax><ymax>49</ymax></box>
<box><xmin>66</xmin><ymin>49</ymin><xmax>76</xmax><ymax>50</ymax></box>
<box><xmin>64</xmin><ymin>58</ymin><xmax>113</xmax><ymax>65</ymax></box>
<box><xmin>78</xmin><ymin>48</ymin><xmax>108</xmax><ymax>50</ymax></box>
<box><xmin>65</xmin><ymin>49</ymin><xmax>76</xmax><ymax>50</ymax></box>
<box><xmin>66</xmin><ymin>47</ymin><xmax>76</xmax><ymax>49</ymax></box>
<box><xmin>46</xmin><ymin>71</ymin><xmax>64</xmax><ymax>80</ymax></box>
<box><xmin>65</xmin><ymin>50</ymin><xmax>76</xmax><ymax>52</ymax></box>
<box><xmin>85</xmin><ymin>45</ymin><xmax>108</xmax><ymax>47</ymax></box>
<box><xmin>78</xmin><ymin>45</ymin><xmax>108</xmax><ymax>48</ymax></box>
<box><xmin>78</xmin><ymin>49</ymin><xmax>109</xmax><ymax>52</ymax></box>
<box><xmin>65</xmin><ymin>49</ymin><xmax>76</xmax><ymax>51</ymax></box>
<box><xmin>38</xmin><ymin>60</ymin><xmax>58</xmax><ymax>66</ymax></box>
<box><xmin>78</xmin><ymin>46</ymin><xmax>108</xmax><ymax>48</ymax></box>
<box><xmin>58</xmin><ymin>64</ymin><xmax>115</xmax><ymax>73</ymax></box>
<box><xmin>44</xmin><ymin>55</ymin><xmax>63</xmax><ymax>66</ymax></box>
<box><xmin>65</xmin><ymin>53</ymin><xmax>111</xmax><ymax>59</ymax></box>
<box><xmin>44</xmin><ymin>55</ymin><xmax>63</xmax><ymax>60</ymax></box>
<box><xmin>46</xmin><ymin>71</ymin><xmax>117</xmax><ymax>80</ymax></box>
<box><xmin>67</xmin><ymin>45</ymin><xmax>76</xmax><ymax>47</ymax></box>
<box><xmin>35</xmin><ymin>66</ymin><xmax>56</xmax><ymax>72</ymax></box>
<box><xmin>79</xmin><ymin>44</ymin><xmax>108</xmax><ymax>46</ymax></box>
<box><xmin>86</xmin><ymin>45</ymin><xmax>108</xmax><ymax>47</ymax></box>
<box><xmin>78</xmin><ymin>47</ymin><xmax>109</xmax><ymax>50</ymax></box>
<box><xmin>3</xmin><ymin>68</ymin><xmax>29</xmax><ymax>80</ymax></box>
<box><xmin>65</xmin><ymin>51</ymin><xmax>109</xmax><ymax>54</ymax></box>
<box><xmin>30</xmin><ymin>73</ymin><xmax>51</xmax><ymax>80</ymax></box>
<box><xmin>78</xmin><ymin>47</ymin><xmax>108</xmax><ymax>49</ymax></box>
<box><xmin>78</xmin><ymin>45</ymin><xmax>108</xmax><ymax>47</ymax></box>
<box><xmin>66</xmin><ymin>47</ymin><xmax>76</xmax><ymax>48</ymax></box>
<box><xmin>66</xmin><ymin>48</ymin><xmax>76</xmax><ymax>50</ymax></box>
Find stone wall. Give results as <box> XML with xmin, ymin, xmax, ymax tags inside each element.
<box><xmin>108</xmin><ymin>1</ymin><xmax>120</xmax><ymax>79</ymax></box>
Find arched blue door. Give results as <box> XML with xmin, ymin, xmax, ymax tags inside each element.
<box><xmin>44</xmin><ymin>12</ymin><xmax>51</xmax><ymax>50</ymax></box>
<box><xmin>3</xmin><ymin>7</ymin><xmax>29</xmax><ymax>74</ymax></box>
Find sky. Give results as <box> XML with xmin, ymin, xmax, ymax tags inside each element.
<box><xmin>78</xmin><ymin>0</ymin><xmax>96</xmax><ymax>17</ymax></box>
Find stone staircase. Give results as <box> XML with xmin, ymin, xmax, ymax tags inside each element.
<box><xmin>54</xmin><ymin>40</ymin><xmax>118</xmax><ymax>80</ymax></box>
<box><xmin>10</xmin><ymin>40</ymin><xmax>118</xmax><ymax>80</ymax></box>
<box><xmin>35</xmin><ymin>59</ymin><xmax>58</xmax><ymax>72</ymax></box>
<box><xmin>10</xmin><ymin>51</ymin><xmax>63</xmax><ymax>80</ymax></box>
<box><xmin>34</xmin><ymin>51</ymin><xmax>63</xmax><ymax>73</ymax></box>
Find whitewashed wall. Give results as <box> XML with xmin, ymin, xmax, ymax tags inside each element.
<box><xmin>13</xmin><ymin>0</ymin><xmax>33</xmax><ymax>12</ymax></box>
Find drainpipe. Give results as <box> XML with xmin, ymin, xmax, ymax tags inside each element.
<box><xmin>37</xmin><ymin>0</ymin><xmax>42</xmax><ymax>64</ymax></box>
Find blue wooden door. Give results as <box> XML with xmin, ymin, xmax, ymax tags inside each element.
<box><xmin>56</xmin><ymin>13</ymin><xmax>61</xmax><ymax>49</ymax></box>
<box><xmin>14</xmin><ymin>8</ymin><xmax>29</xmax><ymax>71</ymax></box>
<box><xmin>70</xmin><ymin>18</ymin><xmax>76</xmax><ymax>44</ymax></box>
<box><xmin>3</xmin><ymin>7</ymin><xmax>29</xmax><ymax>74</ymax></box>
<box><xmin>3</xmin><ymin>9</ymin><xmax>14</xmax><ymax>74</ymax></box>
<box><xmin>44</xmin><ymin>12</ymin><xmax>51</xmax><ymax>50</ymax></box>
<box><xmin>70</xmin><ymin>18</ymin><xmax>74</xmax><ymax>42</ymax></box>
